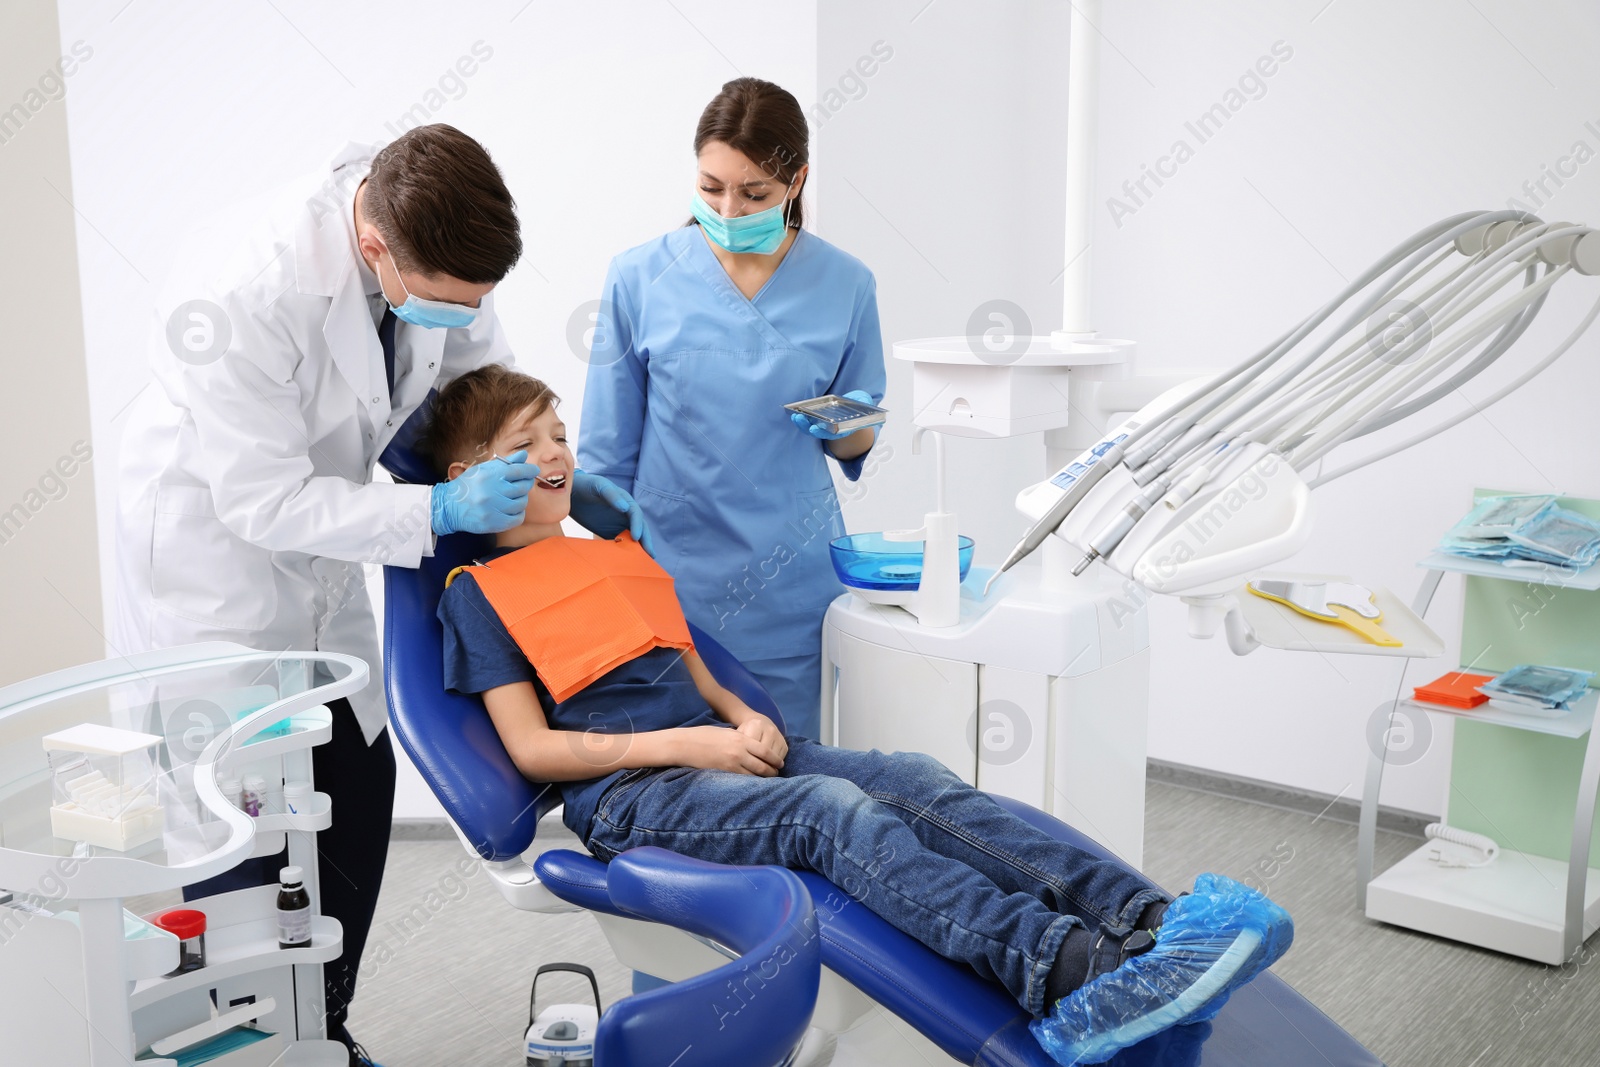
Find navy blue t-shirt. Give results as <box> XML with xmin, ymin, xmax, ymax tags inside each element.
<box><xmin>437</xmin><ymin>544</ymin><xmax>726</xmax><ymax>840</ymax></box>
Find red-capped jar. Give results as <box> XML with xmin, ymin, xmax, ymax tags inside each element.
<box><xmin>152</xmin><ymin>908</ymin><xmax>207</xmax><ymax>975</ymax></box>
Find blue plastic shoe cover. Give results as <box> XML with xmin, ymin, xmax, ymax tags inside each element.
<box><xmin>1030</xmin><ymin>873</ymin><xmax>1294</xmax><ymax>1065</ymax></box>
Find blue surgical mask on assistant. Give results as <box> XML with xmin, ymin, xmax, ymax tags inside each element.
<box><xmin>690</xmin><ymin>183</ymin><xmax>794</xmax><ymax>255</ymax></box>
<box><xmin>383</xmin><ymin>252</ymin><xmax>480</xmax><ymax>329</ymax></box>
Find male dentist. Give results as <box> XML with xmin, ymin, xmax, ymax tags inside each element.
<box><xmin>115</xmin><ymin>124</ymin><xmax>645</xmax><ymax>1067</ymax></box>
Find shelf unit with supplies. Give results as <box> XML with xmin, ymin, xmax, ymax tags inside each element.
<box><xmin>1356</xmin><ymin>491</ymin><xmax>1600</xmax><ymax>965</ymax></box>
<box><xmin>0</xmin><ymin>643</ymin><xmax>364</xmax><ymax>1067</ymax></box>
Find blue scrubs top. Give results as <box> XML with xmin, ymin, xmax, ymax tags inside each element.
<box><xmin>578</xmin><ymin>226</ymin><xmax>886</xmax><ymax>665</ymax></box>
<box><xmin>438</xmin><ymin>547</ymin><xmax>726</xmax><ymax>841</ymax></box>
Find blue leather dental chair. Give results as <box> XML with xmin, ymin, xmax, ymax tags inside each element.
<box><xmin>590</xmin><ymin>847</ymin><xmax>819</xmax><ymax>1065</ymax></box>
<box><xmin>379</xmin><ymin>439</ymin><xmax>1384</xmax><ymax>1065</ymax></box>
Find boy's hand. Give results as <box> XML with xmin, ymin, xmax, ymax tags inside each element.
<box><xmin>675</xmin><ymin>725</ymin><xmax>784</xmax><ymax>776</ymax></box>
<box><xmin>736</xmin><ymin>714</ymin><xmax>788</xmax><ymax>767</ymax></box>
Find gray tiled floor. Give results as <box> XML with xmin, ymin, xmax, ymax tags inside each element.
<box><xmin>342</xmin><ymin>782</ymin><xmax>1600</xmax><ymax>1067</ymax></box>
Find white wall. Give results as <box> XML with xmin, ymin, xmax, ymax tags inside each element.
<box><xmin>61</xmin><ymin>0</ymin><xmax>1600</xmax><ymax>820</ymax></box>
<box><xmin>61</xmin><ymin>0</ymin><xmax>815</xmax><ymax>818</ymax></box>
<box><xmin>0</xmin><ymin>0</ymin><xmax>102</xmax><ymax>689</ymax></box>
<box><xmin>815</xmin><ymin>0</ymin><xmax>1073</xmax><ymax>558</ymax></box>
<box><xmin>1093</xmin><ymin>0</ymin><xmax>1600</xmax><ymax>813</ymax></box>
<box><xmin>817</xmin><ymin>0</ymin><xmax>1600</xmax><ymax>815</ymax></box>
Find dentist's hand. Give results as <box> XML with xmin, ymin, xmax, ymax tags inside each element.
<box><xmin>570</xmin><ymin>471</ymin><xmax>656</xmax><ymax>556</ymax></box>
<box><xmin>430</xmin><ymin>450</ymin><xmax>539</xmax><ymax>535</ymax></box>
<box><xmin>790</xmin><ymin>389</ymin><xmax>880</xmax><ymax>441</ymax></box>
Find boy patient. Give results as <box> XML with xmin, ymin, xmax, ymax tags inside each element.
<box><xmin>425</xmin><ymin>365</ymin><xmax>1293</xmax><ymax>1064</ymax></box>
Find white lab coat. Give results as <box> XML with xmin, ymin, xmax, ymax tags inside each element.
<box><xmin>114</xmin><ymin>143</ymin><xmax>512</xmax><ymax>744</ymax></box>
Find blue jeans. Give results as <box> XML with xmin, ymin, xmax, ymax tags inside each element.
<box><xmin>583</xmin><ymin>738</ymin><xmax>1166</xmax><ymax>1017</ymax></box>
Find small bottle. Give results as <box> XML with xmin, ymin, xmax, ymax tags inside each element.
<box><xmin>216</xmin><ymin>774</ymin><xmax>242</xmax><ymax>811</ymax></box>
<box><xmin>282</xmin><ymin>780</ymin><xmax>313</xmax><ymax>817</ymax></box>
<box><xmin>240</xmin><ymin>774</ymin><xmax>266</xmax><ymax>818</ymax></box>
<box><xmin>277</xmin><ymin>866</ymin><xmax>312</xmax><ymax>950</ymax></box>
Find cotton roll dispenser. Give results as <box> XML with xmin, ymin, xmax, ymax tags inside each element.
<box><xmin>43</xmin><ymin>723</ymin><xmax>164</xmax><ymax>851</ymax></box>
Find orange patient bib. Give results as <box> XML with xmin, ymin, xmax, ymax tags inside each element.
<box><xmin>455</xmin><ymin>535</ymin><xmax>694</xmax><ymax>702</ymax></box>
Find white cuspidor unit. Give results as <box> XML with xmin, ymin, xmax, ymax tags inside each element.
<box><xmin>821</xmin><ymin>0</ymin><xmax>1197</xmax><ymax>867</ymax></box>
<box><xmin>824</xmin><ymin>331</ymin><xmax>1185</xmax><ymax>868</ymax></box>
<box><xmin>0</xmin><ymin>643</ymin><xmax>363</xmax><ymax>1067</ymax></box>
<box><xmin>823</xmin><ymin>561</ymin><xmax>1151</xmax><ymax>866</ymax></box>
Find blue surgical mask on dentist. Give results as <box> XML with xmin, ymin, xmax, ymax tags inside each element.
<box><xmin>384</xmin><ymin>252</ymin><xmax>480</xmax><ymax>329</ymax></box>
<box><xmin>690</xmin><ymin>182</ymin><xmax>794</xmax><ymax>255</ymax></box>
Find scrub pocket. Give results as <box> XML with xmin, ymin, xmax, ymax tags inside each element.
<box><xmin>630</xmin><ymin>481</ymin><xmax>690</xmax><ymax>577</ymax></box>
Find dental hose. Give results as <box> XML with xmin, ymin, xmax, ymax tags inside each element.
<box><xmin>988</xmin><ymin>210</ymin><xmax>1587</xmax><ymax>585</ymax></box>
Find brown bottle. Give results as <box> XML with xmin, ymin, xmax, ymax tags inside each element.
<box><xmin>277</xmin><ymin>866</ymin><xmax>311</xmax><ymax>949</ymax></box>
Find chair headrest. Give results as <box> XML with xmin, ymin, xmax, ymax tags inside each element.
<box><xmin>377</xmin><ymin>390</ymin><xmax>438</xmax><ymax>486</ymax></box>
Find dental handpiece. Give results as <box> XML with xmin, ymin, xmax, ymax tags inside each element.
<box><xmin>982</xmin><ymin>448</ymin><xmax>1123</xmax><ymax>597</ymax></box>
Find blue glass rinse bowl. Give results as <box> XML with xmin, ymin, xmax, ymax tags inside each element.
<box><xmin>829</xmin><ymin>532</ymin><xmax>975</xmax><ymax>592</ymax></box>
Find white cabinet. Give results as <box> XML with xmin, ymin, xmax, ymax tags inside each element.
<box><xmin>0</xmin><ymin>643</ymin><xmax>365</xmax><ymax>1067</ymax></box>
<box><xmin>834</xmin><ymin>632</ymin><xmax>978</xmax><ymax>784</ymax></box>
<box><xmin>824</xmin><ymin>563</ymin><xmax>1150</xmax><ymax>866</ymax></box>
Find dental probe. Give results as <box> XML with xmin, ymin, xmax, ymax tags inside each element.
<box><xmin>493</xmin><ymin>452</ymin><xmax>565</xmax><ymax>489</ymax></box>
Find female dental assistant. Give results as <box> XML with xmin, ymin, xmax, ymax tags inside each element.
<box><xmin>580</xmin><ymin>77</ymin><xmax>885</xmax><ymax>741</ymax></box>
<box><xmin>114</xmin><ymin>126</ymin><xmax>644</xmax><ymax>1067</ymax></box>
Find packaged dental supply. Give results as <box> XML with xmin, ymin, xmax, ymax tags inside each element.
<box><xmin>1454</xmin><ymin>494</ymin><xmax>1554</xmax><ymax>538</ymax></box>
<box><xmin>135</xmin><ymin>1025</ymin><xmax>281</xmax><ymax>1065</ymax></box>
<box><xmin>1437</xmin><ymin>495</ymin><xmax>1600</xmax><ymax>571</ymax></box>
<box><xmin>1505</xmin><ymin>504</ymin><xmax>1600</xmax><ymax>568</ymax></box>
<box><xmin>1477</xmin><ymin>664</ymin><xmax>1593</xmax><ymax>717</ymax></box>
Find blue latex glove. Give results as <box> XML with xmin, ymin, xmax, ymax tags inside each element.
<box><xmin>790</xmin><ymin>389</ymin><xmax>881</xmax><ymax>441</ymax></box>
<box><xmin>570</xmin><ymin>470</ymin><xmax>656</xmax><ymax>557</ymax></box>
<box><xmin>429</xmin><ymin>450</ymin><xmax>539</xmax><ymax>535</ymax></box>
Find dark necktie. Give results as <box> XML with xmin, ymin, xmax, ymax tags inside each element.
<box><xmin>378</xmin><ymin>307</ymin><xmax>398</xmax><ymax>397</ymax></box>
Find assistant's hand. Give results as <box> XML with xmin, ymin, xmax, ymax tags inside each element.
<box><xmin>430</xmin><ymin>450</ymin><xmax>539</xmax><ymax>535</ymax></box>
<box><xmin>570</xmin><ymin>471</ymin><xmax>656</xmax><ymax>556</ymax></box>
<box><xmin>674</xmin><ymin>724</ymin><xmax>784</xmax><ymax>776</ymax></box>
<box><xmin>790</xmin><ymin>389</ymin><xmax>880</xmax><ymax>441</ymax></box>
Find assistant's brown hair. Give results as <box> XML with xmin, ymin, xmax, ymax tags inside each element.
<box><xmin>364</xmin><ymin>124</ymin><xmax>522</xmax><ymax>283</ymax></box>
<box><xmin>692</xmin><ymin>77</ymin><xmax>809</xmax><ymax>229</ymax></box>
<box><xmin>420</xmin><ymin>365</ymin><xmax>559</xmax><ymax>476</ymax></box>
